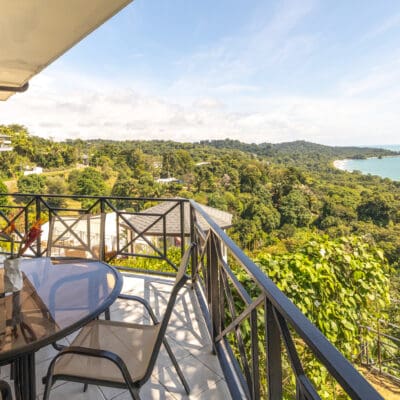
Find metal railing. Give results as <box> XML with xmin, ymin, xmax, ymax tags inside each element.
<box><xmin>360</xmin><ymin>320</ymin><xmax>400</xmax><ymax>382</ymax></box>
<box><xmin>0</xmin><ymin>193</ymin><xmax>384</xmax><ymax>399</ymax></box>
<box><xmin>0</xmin><ymin>193</ymin><xmax>186</xmax><ymax>273</ymax></box>
<box><xmin>189</xmin><ymin>200</ymin><xmax>383</xmax><ymax>399</ymax></box>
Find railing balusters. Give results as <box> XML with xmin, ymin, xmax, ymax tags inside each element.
<box><xmin>210</xmin><ymin>232</ymin><xmax>221</xmax><ymax>346</ymax></box>
<box><xmin>250</xmin><ymin>309</ymin><xmax>260</xmax><ymax>399</ymax></box>
<box><xmin>197</xmin><ymin>231</ymin><xmax>209</xmax><ymax>287</ymax></box>
<box><xmin>266</xmin><ymin>299</ymin><xmax>282</xmax><ymax>399</ymax></box>
<box><xmin>219</xmin><ymin>263</ymin><xmax>225</xmax><ymax>339</ymax></box>
<box><xmin>358</xmin><ymin>320</ymin><xmax>400</xmax><ymax>381</ymax></box>
<box><xmin>377</xmin><ymin>320</ymin><xmax>382</xmax><ymax>374</ymax></box>
<box><xmin>100</xmin><ymin>197</ymin><xmax>106</xmax><ymax>261</ymax></box>
<box><xmin>219</xmin><ymin>267</ymin><xmax>253</xmax><ymax>392</ymax></box>
<box><xmin>162</xmin><ymin>215</ymin><xmax>167</xmax><ymax>258</ymax></box>
<box><xmin>189</xmin><ymin>204</ymin><xmax>197</xmax><ymax>283</ymax></box>
<box><xmin>179</xmin><ymin>200</ymin><xmax>184</xmax><ymax>256</ymax></box>
<box><xmin>35</xmin><ymin>195</ymin><xmax>41</xmax><ymax>256</ymax></box>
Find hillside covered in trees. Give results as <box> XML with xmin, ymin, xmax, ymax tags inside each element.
<box><xmin>2</xmin><ymin>124</ymin><xmax>399</xmax><ymax>267</ymax></box>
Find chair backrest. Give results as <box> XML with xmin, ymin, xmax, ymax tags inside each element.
<box><xmin>46</xmin><ymin>214</ymin><xmax>105</xmax><ymax>260</ymax></box>
<box><xmin>141</xmin><ymin>242</ymin><xmax>196</xmax><ymax>383</ymax></box>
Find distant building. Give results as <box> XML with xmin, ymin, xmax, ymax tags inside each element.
<box><xmin>156</xmin><ymin>177</ymin><xmax>181</xmax><ymax>184</ymax></box>
<box><xmin>152</xmin><ymin>161</ymin><xmax>162</xmax><ymax>169</ymax></box>
<box><xmin>24</xmin><ymin>166</ymin><xmax>43</xmax><ymax>176</ymax></box>
<box><xmin>124</xmin><ymin>201</ymin><xmax>233</xmax><ymax>237</ymax></box>
<box><xmin>82</xmin><ymin>154</ymin><xmax>89</xmax><ymax>165</ymax></box>
<box><xmin>122</xmin><ymin>201</ymin><xmax>233</xmax><ymax>258</ymax></box>
<box><xmin>0</xmin><ymin>135</ymin><xmax>13</xmax><ymax>151</ymax></box>
<box><xmin>195</xmin><ymin>161</ymin><xmax>210</xmax><ymax>166</ymax></box>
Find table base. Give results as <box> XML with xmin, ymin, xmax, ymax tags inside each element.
<box><xmin>13</xmin><ymin>353</ymin><xmax>36</xmax><ymax>400</ymax></box>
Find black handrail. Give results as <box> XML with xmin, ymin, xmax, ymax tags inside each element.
<box><xmin>189</xmin><ymin>199</ymin><xmax>383</xmax><ymax>399</ymax></box>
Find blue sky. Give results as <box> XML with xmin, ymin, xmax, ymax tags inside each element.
<box><xmin>3</xmin><ymin>0</ymin><xmax>400</xmax><ymax>145</ymax></box>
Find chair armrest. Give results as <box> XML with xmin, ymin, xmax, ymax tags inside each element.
<box><xmin>58</xmin><ymin>346</ymin><xmax>134</xmax><ymax>386</ymax></box>
<box><xmin>118</xmin><ymin>294</ymin><xmax>159</xmax><ymax>324</ymax></box>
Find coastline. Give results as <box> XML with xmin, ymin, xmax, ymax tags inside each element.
<box><xmin>333</xmin><ymin>156</ymin><xmax>400</xmax><ymax>181</ymax></box>
<box><xmin>333</xmin><ymin>154</ymin><xmax>400</xmax><ymax>171</ymax></box>
<box><xmin>333</xmin><ymin>159</ymin><xmax>350</xmax><ymax>171</ymax></box>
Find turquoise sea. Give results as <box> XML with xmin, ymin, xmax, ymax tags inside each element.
<box><xmin>336</xmin><ymin>145</ymin><xmax>400</xmax><ymax>181</ymax></box>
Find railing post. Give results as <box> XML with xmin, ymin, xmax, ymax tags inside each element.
<box><xmin>189</xmin><ymin>203</ymin><xmax>198</xmax><ymax>283</ymax></box>
<box><xmin>180</xmin><ymin>200</ymin><xmax>185</xmax><ymax>256</ymax></box>
<box><xmin>100</xmin><ymin>198</ymin><xmax>106</xmax><ymax>261</ymax></box>
<box><xmin>250</xmin><ymin>309</ymin><xmax>260</xmax><ymax>399</ymax></box>
<box><xmin>377</xmin><ymin>321</ymin><xmax>382</xmax><ymax>374</ymax></box>
<box><xmin>359</xmin><ymin>326</ymin><xmax>364</xmax><ymax>365</ymax></box>
<box><xmin>209</xmin><ymin>232</ymin><xmax>221</xmax><ymax>350</ymax></box>
<box><xmin>206</xmin><ymin>232</ymin><xmax>212</xmax><ymax>304</ymax></box>
<box><xmin>35</xmin><ymin>195</ymin><xmax>41</xmax><ymax>257</ymax></box>
<box><xmin>265</xmin><ymin>299</ymin><xmax>282</xmax><ymax>399</ymax></box>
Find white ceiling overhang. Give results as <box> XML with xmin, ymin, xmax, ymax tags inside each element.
<box><xmin>0</xmin><ymin>0</ymin><xmax>132</xmax><ymax>101</ymax></box>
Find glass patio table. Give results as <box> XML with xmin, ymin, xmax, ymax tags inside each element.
<box><xmin>0</xmin><ymin>257</ymin><xmax>122</xmax><ymax>400</ymax></box>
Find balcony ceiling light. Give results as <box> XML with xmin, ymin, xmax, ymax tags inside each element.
<box><xmin>0</xmin><ymin>0</ymin><xmax>132</xmax><ymax>101</ymax></box>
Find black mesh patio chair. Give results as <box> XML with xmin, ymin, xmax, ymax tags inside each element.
<box><xmin>0</xmin><ymin>380</ymin><xmax>11</xmax><ymax>400</ymax></box>
<box><xmin>42</xmin><ymin>243</ymin><xmax>195</xmax><ymax>400</ymax></box>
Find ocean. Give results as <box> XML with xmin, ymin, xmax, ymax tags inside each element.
<box><xmin>335</xmin><ymin>145</ymin><xmax>400</xmax><ymax>181</ymax></box>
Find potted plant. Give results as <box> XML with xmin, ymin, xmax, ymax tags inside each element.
<box><xmin>1</xmin><ymin>218</ymin><xmax>42</xmax><ymax>292</ymax></box>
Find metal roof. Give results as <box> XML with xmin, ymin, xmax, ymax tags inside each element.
<box><xmin>0</xmin><ymin>0</ymin><xmax>132</xmax><ymax>100</ymax></box>
<box><xmin>123</xmin><ymin>201</ymin><xmax>233</xmax><ymax>237</ymax></box>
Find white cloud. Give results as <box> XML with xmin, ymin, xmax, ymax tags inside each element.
<box><xmin>340</xmin><ymin>57</ymin><xmax>400</xmax><ymax>97</ymax></box>
<box><xmin>1</xmin><ymin>67</ymin><xmax>400</xmax><ymax>146</ymax></box>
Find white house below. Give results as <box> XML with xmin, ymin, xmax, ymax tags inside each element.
<box><xmin>0</xmin><ymin>135</ymin><xmax>13</xmax><ymax>151</ymax></box>
<box><xmin>24</xmin><ymin>166</ymin><xmax>43</xmax><ymax>176</ymax></box>
<box><xmin>156</xmin><ymin>177</ymin><xmax>181</xmax><ymax>184</ymax></box>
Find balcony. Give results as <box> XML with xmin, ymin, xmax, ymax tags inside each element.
<box><xmin>0</xmin><ymin>194</ymin><xmax>384</xmax><ymax>399</ymax></box>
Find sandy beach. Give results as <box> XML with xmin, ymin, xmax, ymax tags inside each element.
<box><xmin>333</xmin><ymin>159</ymin><xmax>349</xmax><ymax>170</ymax></box>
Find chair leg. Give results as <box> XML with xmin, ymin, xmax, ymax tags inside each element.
<box><xmin>42</xmin><ymin>378</ymin><xmax>52</xmax><ymax>400</ymax></box>
<box><xmin>42</xmin><ymin>373</ymin><xmax>55</xmax><ymax>400</ymax></box>
<box><xmin>42</xmin><ymin>353</ymin><xmax>59</xmax><ymax>400</ymax></box>
<box><xmin>162</xmin><ymin>338</ymin><xmax>190</xmax><ymax>394</ymax></box>
<box><xmin>127</xmin><ymin>385</ymin><xmax>141</xmax><ymax>400</ymax></box>
<box><xmin>0</xmin><ymin>380</ymin><xmax>12</xmax><ymax>400</ymax></box>
<box><xmin>10</xmin><ymin>363</ymin><xmax>14</xmax><ymax>380</ymax></box>
<box><xmin>83</xmin><ymin>383</ymin><xmax>88</xmax><ymax>392</ymax></box>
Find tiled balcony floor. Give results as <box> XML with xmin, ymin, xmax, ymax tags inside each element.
<box><xmin>0</xmin><ymin>272</ymin><xmax>232</xmax><ymax>399</ymax></box>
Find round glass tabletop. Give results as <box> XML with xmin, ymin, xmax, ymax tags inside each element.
<box><xmin>0</xmin><ymin>257</ymin><xmax>122</xmax><ymax>363</ymax></box>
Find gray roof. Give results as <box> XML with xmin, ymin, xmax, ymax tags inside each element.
<box><xmin>122</xmin><ymin>201</ymin><xmax>232</xmax><ymax>236</ymax></box>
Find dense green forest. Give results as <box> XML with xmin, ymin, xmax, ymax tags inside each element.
<box><xmin>2</xmin><ymin>124</ymin><xmax>399</xmax><ymax>266</ymax></box>
<box><xmin>2</xmin><ymin>123</ymin><xmax>399</xmax><ymax>396</ymax></box>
